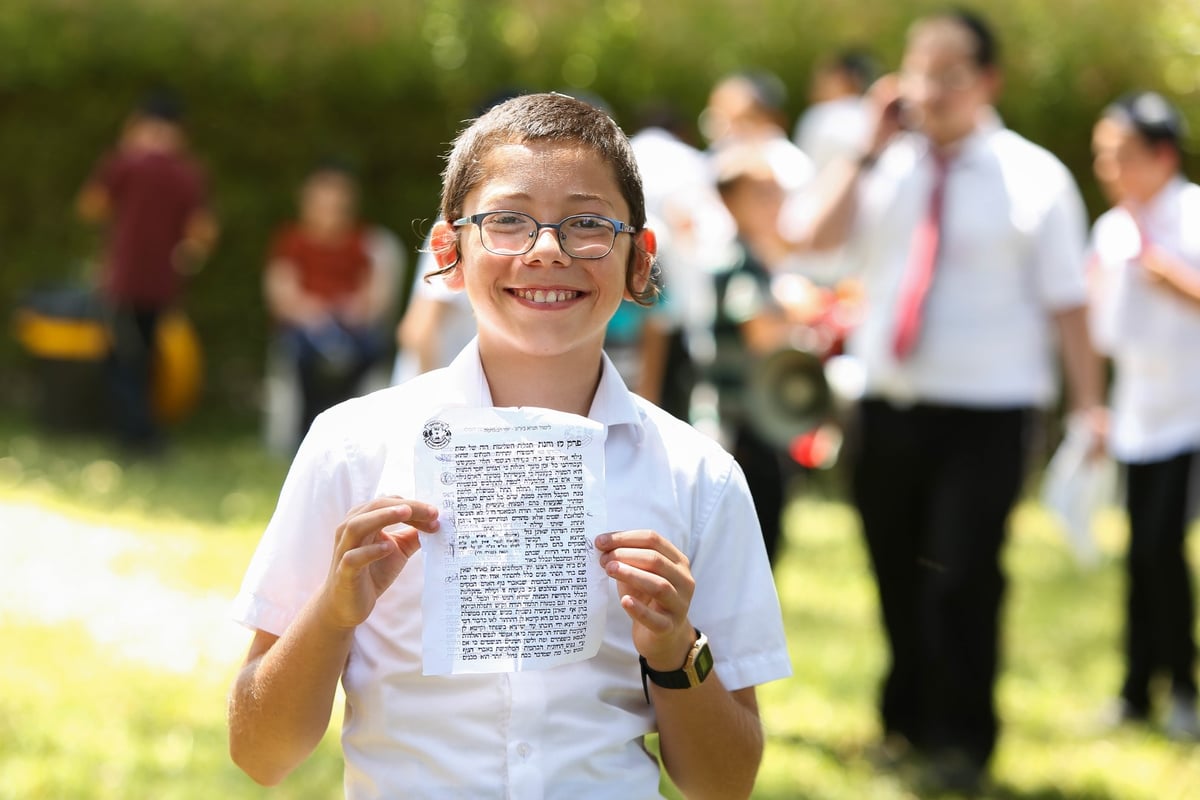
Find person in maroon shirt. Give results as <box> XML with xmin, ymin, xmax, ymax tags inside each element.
<box><xmin>77</xmin><ymin>90</ymin><xmax>217</xmax><ymax>453</ymax></box>
<box><xmin>264</xmin><ymin>162</ymin><xmax>389</xmax><ymax>443</ymax></box>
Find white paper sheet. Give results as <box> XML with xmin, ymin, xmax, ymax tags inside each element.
<box><xmin>414</xmin><ymin>405</ymin><xmax>608</xmax><ymax>675</ymax></box>
<box><xmin>1041</xmin><ymin>415</ymin><xmax>1116</xmax><ymax>568</ymax></box>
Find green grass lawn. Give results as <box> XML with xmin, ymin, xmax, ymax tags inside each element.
<box><xmin>2</xmin><ymin>414</ymin><xmax>1200</xmax><ymax>798</ymax></box>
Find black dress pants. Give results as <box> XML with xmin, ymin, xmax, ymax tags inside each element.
<box><xmin>733</xmin><ymin>423</ymin><xmax>787</xmax><ymax>567</ymax></box>
<box><xmin>1121</xmin><ymin>450</ymin><xmax>1198</xmax><ymax>712</ymax></box>
<box><xmin>852</xmin><ymin>399</ymin><xmax>1031</xmax><ymax>767</ymax></box>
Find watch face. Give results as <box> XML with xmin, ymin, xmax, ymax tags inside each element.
<box><xmin>693</xmin><ymin>641</ymin><xmax>714</xmax><ymax>681</ymax></box>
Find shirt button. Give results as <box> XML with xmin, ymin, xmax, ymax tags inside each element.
<box><xmin>516</xmin><ymin>742</ymin><xmax>533</xmax><ymax>759</ymax></box>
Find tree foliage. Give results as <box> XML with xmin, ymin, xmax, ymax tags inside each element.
<box><xmin>1</xmin><ymin>0</ymin><xmax>1196</xmax><ymax>413</ymax></box>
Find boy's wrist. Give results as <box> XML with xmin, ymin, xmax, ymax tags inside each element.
<box><xmin>640</xmin><ymin>630</ymin><xmax>713</xmax><ymax>701</ymax></box>
<box><xmin>640</xmin><ymin>627</ymin><xmax>701</xmax><ymax>673</ymax></box>
<box><xmin>856</xmin><ymin>150</ymin><xmax>881</xmax><ymax>170</ymax></box>
<box><xmin>312</xmin><ymin>587</ymin><xmax>366</xmax><ymax>634</ymax></box>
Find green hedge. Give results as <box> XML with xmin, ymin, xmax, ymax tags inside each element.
<box><xmin>1</xmin><ymin>0</ymin><xmax>1196</xmax><ymax>417</ymax></box>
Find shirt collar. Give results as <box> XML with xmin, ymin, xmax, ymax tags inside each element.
<box><xmin>443</xmin><ymin>337</ymin><xmax>646</xmax><ymax>441</ymax></box>
<box><xmin>911</xmin><ymin>108</ymin><xmax>1004</xmax><ymax>167</ymax></box>
<box><xmin>444</xmin><ymin>337</ymin><xmax>493</xmax><ymax>406</ymax></box>
<box><xmin>588</xmin><ymin>350</ymin><xmax>646</xmax><ymax>442</ymax></box>
<box><xmin>1141</xmin><ymin>174</ymin><xmax>1186</xmax><ymax>224</ymax></box>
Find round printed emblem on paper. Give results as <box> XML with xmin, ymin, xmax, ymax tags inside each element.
<box><xmin>565</xmin><ymin>425</ymin><xmax>595</xmax><ymax>447</ymax></box>
<box><xmin>422</xmin><ymin>419</ymin><xmax>451</xmax><ymax>450</ymax></box>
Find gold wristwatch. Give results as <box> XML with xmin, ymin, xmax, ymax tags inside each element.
<box><xmin>639</xmin><ymin>629</ymin><xmax>713</xmax><ymax>702</ymax></box>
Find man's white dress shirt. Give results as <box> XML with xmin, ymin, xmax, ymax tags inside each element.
<box><xmin>846</xmin><ymin>122</ymin><xmax>1089</xmax><ymax>407</ymax></box>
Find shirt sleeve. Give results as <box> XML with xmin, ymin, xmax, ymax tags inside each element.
<box><xmin>684</xmin><ymin>455</ymin><xmax>792</xmax><ymax>691</ymax></box>
<box><xmin>1031</xmin><ymin>162</ymin><xmax>1090</xmax><ymax>311</ymax></box>
<box><xmin>1084</xmin><ymin>238</ymin><xmax>1116</xmax><ymax>357</ymax></box>
<box><xmin>230</xmin><ymin>412</ymin><xmax>357</xmax><ymax>636</ymax></box>
<box><xmin>841</xmin><ymin>146</ymin><xmax>905</xmax><ymax>277</ymax></box>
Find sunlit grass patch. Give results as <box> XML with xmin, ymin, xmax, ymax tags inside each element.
<box><xmin>0</xmin><ymin>619</ymin><xmax>344</xmax><ymax>799</ymax></box>
<box><xmin>0</xmin><ymin>415</ymin><xmax>288</xmax><ymax>531</ymax></box>
<box><xmin>0</xmin><ymin>416</ymin><xmax>286</xmax><ymax>597</ymax></box>
<box><xmin>4</xmin><ymin>416</ymin><xmax>1200</xmax><ymax>798</ymax></box>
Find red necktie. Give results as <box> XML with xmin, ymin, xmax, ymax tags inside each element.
<box><xmin>892</xmin><ymin>153</ymin><xmax>950</xmax><ymax>359</ymax></box>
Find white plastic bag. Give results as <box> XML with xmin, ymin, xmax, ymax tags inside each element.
<box><xmin>1041</xmin><ymin>415</ymin><xmax>1117</xmax><ymax>567</ymax></box>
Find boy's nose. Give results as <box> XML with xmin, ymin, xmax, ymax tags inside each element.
<box><xmin>526</xmin><ymin>226</ymin><xmax>569</xmax><ymax>261</ymax></box>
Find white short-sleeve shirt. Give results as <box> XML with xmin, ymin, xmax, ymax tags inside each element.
<box><xmin>1089</xmin><ymin>177</ymin><xmax>1200</xmax><ymax>462</ymax></box>
<box><xmin>233</xmin><ymin>340</ymin><xmax>791</xmax><ymax>799</ymax></box>
<box><xmin>846</xmin><ymin>121</ymin><xmax>1089</xmax><ymax>407</ymax></box>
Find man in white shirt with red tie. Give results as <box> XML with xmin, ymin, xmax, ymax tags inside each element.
<box><xmin>797</xmin><ymin>9</ymin><xmax>1104</xmax><ymax>793</ymax></box>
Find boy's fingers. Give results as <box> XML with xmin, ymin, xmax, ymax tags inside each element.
<box><xmin>594</xmin><ymin>530</ymin><xmax>684</xmax><ymax>564</ymax></box>
<box><xmin>384</xmin><ymin>497</ymin><xmax>440</xmax><ymax>527</ymax></box>
<box><xmin>338</xmin><ymin>538</ymin><xmax>398</xmax><ymax>572</ymax></box>
<box><xmin>608</xmin><ymin>561</ymin><xmax>691</xmax><ymax>612</ymax></box>
<box><xmin>382</xmin><ymin>529</ymin><xmax>423</xmax><ymax>559</ymax></box>
<box><xmin>603</xmin><ymin>549</ymin><xmax>690</xmax><ymax>592</ymax></box>
<box><xmin>338</xmin><ymin>505</ymin><xmax>415</xmax><ymax>550</ymax></box>
<box><xmin>349</xmin><ymin>496</ymin><xmax>439</xmax><ymax>522</ymax></box>
<box><xmin>618</xmin><ymin>594</ymin><xmax>674</xmax><ymax>633</ymax></box>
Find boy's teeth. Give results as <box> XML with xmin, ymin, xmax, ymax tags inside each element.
<box><xmin>519</xmin><ymin>289</ymin><xmax>576</xmax><ymax>303</ymax></box>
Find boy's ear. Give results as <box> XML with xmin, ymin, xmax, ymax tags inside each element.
<box><xmin>430</xmin><ymin>220</ymin><xmax>464</xmax><ymax>290</ymax></box>
<box><xmin>627</xmin><ymin>227</ymin><xmax>657</xmax><ymax>298</ymax></box>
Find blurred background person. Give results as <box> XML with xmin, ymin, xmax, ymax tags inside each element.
<box><xmin>263</xmin><ymin>160</ymin><xmax>392</xmax><ymax>445</ymax></box>
<box><xmin>627</xmin><ymin>101</ymin><xmax>735</xmax><ymax>420</ymax></box>
<box><xmin>392</xmin><ymin>236</ymin><xmax>476</xmax><ymax>385</ymax></box>
<box><xmin>797</xmin><ymin>10</ymin><xmax>1104</xmax><ymax>792</ymax></box>
<box><xmin>708</xmin><ymin>145</ymin><xmax>829</xmax><ymax>567</ymax></box>
<box><xmin>782</xmin><ymin>47</ymin><xmax>880</xmax><ymax>288</ymax></box>
<box><xmin>76</xmin><ymin>88</ymin><xmax>218</xmax><ymax>455</ymax></box>
<box><xmin>1088</xmin><ymin>90</ymin><xmax>1200</xmax><ymax>740</ymax></box>
<box><xmin>701</xmin><ymin>69</ymin><xmax>813</xmax><ymax>195</ymax></box>
<box><xmin>793</xmin><ymin>46</ymin><xmax>880</xmax><ymax>173</ymax></box>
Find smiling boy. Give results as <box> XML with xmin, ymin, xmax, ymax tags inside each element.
<box><xmin>228</xmin><ymin>93</ymin><xmax>790</xmax><ymax>800</ymax></box>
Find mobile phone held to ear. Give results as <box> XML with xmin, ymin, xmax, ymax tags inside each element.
<box><xmin>883</xmin><ymin>97</ymin><xmax>912</xmax><ymax>130</ymax></box>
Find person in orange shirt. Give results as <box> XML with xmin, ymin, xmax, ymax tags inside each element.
<box><xmin>264</xmin><ymin>161</ymin><xmax>389</xmax><ymax>440</ymax></box>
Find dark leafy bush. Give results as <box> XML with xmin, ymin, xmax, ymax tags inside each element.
<box><xmin>0</xmin><ymin>0</ymin><xmax>1195</xmax><ymax>416</ymax></box>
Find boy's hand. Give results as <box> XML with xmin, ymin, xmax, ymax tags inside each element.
<box><xmin>595</xmin><ymin>530</ymin><xmax>698</xmax><ymax>672</ymax></box>
<box><xmin>1140</xmin><ymin>243</ymin><xmax>1177</xmax><ymax>285</ymax></box>
<box><xmin>319</xmin><ymin>496</ymin><xmax>439</xmax><ymax>630</ymax></box>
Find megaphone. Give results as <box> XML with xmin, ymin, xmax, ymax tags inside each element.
<box><xmin>745</xmin><ymin>346</ymin><xmax>834</xmax><ymax>454</ymax></box>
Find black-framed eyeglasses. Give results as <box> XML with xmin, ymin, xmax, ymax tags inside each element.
<box><xmin>452</xmin><ymin>210</ymin><xmax>638</xmax><ymax>259</ymax></box>
<box><xmin>898</xmin><ymin>64</ymin><xmax>979</xmax><ymax>95</ymax></box>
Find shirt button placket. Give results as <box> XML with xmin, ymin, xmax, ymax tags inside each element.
<box><xmin>506</xmin><ymin>671</ymin><xmax>545</xmax><ymax>800</ymax></box>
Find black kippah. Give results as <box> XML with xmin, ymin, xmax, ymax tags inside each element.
<box><xmin>1105</xmin><ymin>91</ymin><xmax>1188</xmax><ymax>150</ymax></box>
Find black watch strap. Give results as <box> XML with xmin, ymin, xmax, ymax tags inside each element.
<box><xmin>639</xmin><ymin>629</ymin><xmax>713</xmax><ymax>702</ymax></box>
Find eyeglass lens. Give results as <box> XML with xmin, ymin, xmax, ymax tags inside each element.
<box><xmin>478</xmin><ymin>212</ymin><xmax>617</xmax><ymax>258</ymax></box>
